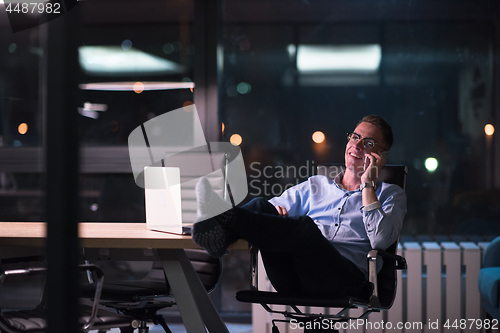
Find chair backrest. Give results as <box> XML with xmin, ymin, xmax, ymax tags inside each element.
<box><xmin>317</xmin><ymin>163</ymin><xmax>407</xmax><ymax>308</ymax></box>
<box><xmin>483</xmin><ymin>236</ymin><xmax>500</xmax><ymax>268</ymax></box>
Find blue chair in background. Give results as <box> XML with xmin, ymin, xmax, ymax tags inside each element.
<box><xmin>479</xmin><ymin>236</ymin><xmax>500</xmax><ymax>321</ymax></box>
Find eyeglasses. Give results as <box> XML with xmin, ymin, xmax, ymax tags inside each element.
<box><xmin>347</xmin><ymin>132</ymin><xmax>387</xmax><ymax>151</ymax></box>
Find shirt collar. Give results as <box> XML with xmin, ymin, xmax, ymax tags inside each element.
<box><xmin>333</xmin><ymin>170</ymin><xmax>346</xmax><ymax>191</ymax></box>
<box><xmin>334</xmin><ymin>170</ymin><xmax>377</xmax><ymax>193</ymax></box>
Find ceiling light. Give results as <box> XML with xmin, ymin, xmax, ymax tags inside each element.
<box><xmin>79</xmin><ymin>81</ymin><xmax>195</xmax><ymax>91</ymax></box>
<box><xmin>295</xmin><ymin>44</ymin><xmax>382</xmax><ymax>73</ymax></box>
<box><xmin>79</xmin><ymin>46</ymin><xmax>184</xmax><ymax>76</ymax></box>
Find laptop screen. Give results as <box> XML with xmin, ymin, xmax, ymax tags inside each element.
<box><xmin>144</xmin><ymin>166</ymin><xmax>183</xmax><ymax>234</ymax></box>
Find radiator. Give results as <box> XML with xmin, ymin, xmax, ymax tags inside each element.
<box><xmin>252</xmin><ymin>241</ymin><xmax>492</xmax><ymax>333</ymax></box>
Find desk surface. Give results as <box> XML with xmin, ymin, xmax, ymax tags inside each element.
<box><xmin>0</xmin><ymin>222</ymin><xmax>248</xmax><ymax>250</ymax></box>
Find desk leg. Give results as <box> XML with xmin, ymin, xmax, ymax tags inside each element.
<box><xmin>156</xmin><ymin>249</ymin><xmax>229</xmax><ymax>333</ymax></box>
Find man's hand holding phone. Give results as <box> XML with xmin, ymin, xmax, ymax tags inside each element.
<box><xmin>361</xmin><ymin>151</ymin><xmax>387</xmax><ymax>183</ymax></box>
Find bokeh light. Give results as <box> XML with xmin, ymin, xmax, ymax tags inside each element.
<box><xmin>133</xmin><ymin>82</ymin><xmax>144</xmax><ymax>93</ymax></box>
<box><xmin>425</xmin><ymin>157</ymin><xmax>438</xmax><ymax>172</ymax></box>
<box><xmin>163</xmin><ymin>43</ymin><xmax>174</xmax><ymax>54</ymax></box>
<box><xmin>18</xmin><ymin>123</ymin><xmax>28</xmax><ymax>135</ymax></box>
<box><xmin>230</xmin><ymin>134</ymin><xmax>242</xmax><ymax>146</ymax></box>
<box><xmin>485</xmin><ymin>124</ymin><xmax>495</xmax><ymax>136</ymax></box>
<box><xmin>239</xmin><ymin>38</ymin><xmax>251</xmax><ymax>50</ymax></box>
<box><xmin>182</xmin><ymin>100</ymin><xmax>194</xmax><ymax>112</ymax></box>
<box><xmin>236</xmin><ymin>82</ymin><xmax>251</xmax><ymax>94</ymax></box>
<box><xmin>121</xmin><ymin>39</ymin><xmax>133</xmax><ymax>51</ymax></box>
<box><xmin>312</xmin><ymin>131</ymin><xmax>325</xmax><ymax>144</ymax></box>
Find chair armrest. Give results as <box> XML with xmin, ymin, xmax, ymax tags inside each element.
<box><xmin>79</xmin><ymin>264</ymin><xmax>105</xmax><ymax>330</ymax></box>
<box><xmin>249</xmin><ymin>245</ymin><xmax>259</xmax><ymax>290</ymax></box>
<box><xmin>1</xmin><ymin>264</ymin><xmax>105</xmax><ymax>331</ymax></box>
<box><xmin>0</xmin><ymin>256</ymin><xmax>48</xmax><ymax>310</ymax></box>
<box><xmin>367</xmin><ymin>250</ymin><xmax>381</xmax><ymax>308</ymax></box>
<box><xmin>367</xmin><ymin>249</ymin><xmax>407</xmax><ymax>309</ymax></box>
<box><xmin>376</xmin><ymin>249</ymin><xmax>407</xmax><ymax>269</ymax></box>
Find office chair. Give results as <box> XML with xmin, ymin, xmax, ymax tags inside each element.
<box><xmin>236</xmin><ymin>164</ymin><xmax>408</xmax><ymax>333</ymax></box>
<box><xmin>85</xmin><ymin>249</ymin><xmax>221</xmax><ymax>333</ymax></box>
<box><xmin>0</xmin><ymin>259</ymin><xmax>140</xmax><ymax>333</ymax></box>
<box><xmin>478</xmin><ymin>235</ymin><xmax>500</xmax><ymax>321</ymax></box>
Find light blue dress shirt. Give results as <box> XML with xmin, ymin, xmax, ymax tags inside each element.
<box><xmin>268</xmin><ymin>172</ymin><xmax>407</xmax><ymax>278</ymax></box>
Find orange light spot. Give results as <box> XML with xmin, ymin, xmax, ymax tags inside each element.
<box><xmin>485</xmin><ymin>124</ymin><xmax>495</xmax><ymax>136</ymax></box>
<box><xmin>182</xmin><ymin>100</ymin><xmax>194</xmax><ymax>112</ymax></box>
<box><xmin>18</xmin><ymin>123</ymin><xmax>28</xmax><ymax>135</ymax></box>
<box><xmin>312</xmin><ymin>131</ymin><xmax>325</xmax><ymax>144</ymax></box>
<box><xmin>133</xmin><ymin>82</ymin><xmax>144</xmax><ymax>94</ymax></box>
<box><xmin>230</xmin><ymin>134</ymin><xmax>242</xmax><ymax>146</ymax></box>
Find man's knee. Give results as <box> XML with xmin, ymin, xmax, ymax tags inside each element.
<box><xmin>242</xmin><ymin>197</ymin><xmax>276</xmax><ymax>214</ymax></box>
<box><xmin>253</xmin><ymin>197</ymin><xmax>270</xmax><ymax>206</ymax></box>
<box><xmin>295</xmin><ymin>216</ymin><xmax>323</xmax><ymax>238</ymax></box>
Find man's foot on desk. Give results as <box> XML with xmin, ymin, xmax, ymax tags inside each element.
<box><xmin>195</xmin><ymin>176</ymin><xmax>232</xmax><ymax>221</ymax></box>
<box><xmin>192</xmin><ymin>177</ymin><xmax>238</xmax><ymax>257</ymax></box>
<box><xmin>192</xmin><ymin>217</ymin><xmax>233</xmax><ymax>257</ymax></box>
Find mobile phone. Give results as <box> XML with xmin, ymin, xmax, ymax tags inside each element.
<box><xmin>364</xmin><ymin>151</ymin><xmax>388</xmax><ymax>171</ymax></box>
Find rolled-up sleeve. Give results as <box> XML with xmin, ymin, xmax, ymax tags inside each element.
<box><xmin>362</xmin><ymin>183</ymin><xmax>407</xmax><ymax>250</ymax></box>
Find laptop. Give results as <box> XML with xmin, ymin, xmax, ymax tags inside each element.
<box><xmin>144</xmin><ymin>166</ymin><xmax>192</xmax><ymax>235</ymax></box>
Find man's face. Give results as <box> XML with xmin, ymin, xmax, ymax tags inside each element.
<box><xmin>345</xmin><ymin>122</ymin><xmax>387</xmax><ymax>171</ymax></box>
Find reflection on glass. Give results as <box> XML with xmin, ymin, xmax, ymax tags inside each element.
<box><xmin>78</xmin><ymin>46</ymin><xmax>185</xmax><ymax>76</ymax></box>
<box><xmin>295</xmin><ymin>44</ymin><xmax>381</xmax><ymax>73</ymax></box>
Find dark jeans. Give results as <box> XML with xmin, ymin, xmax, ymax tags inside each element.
<box><xmin>230</xmin><ymin>197</ymin><xmax>368</xmax><ymax>298</ymax></box>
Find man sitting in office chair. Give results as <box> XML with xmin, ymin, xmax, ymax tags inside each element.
<box><xmin>192</xmin><ymin>115</ymin><xmax>407</xmax><ymax>298</ymax></box>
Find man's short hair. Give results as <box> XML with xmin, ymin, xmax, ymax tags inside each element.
<box><xmin>358</xmin><ymin>115</ymin><xmax>394</xmax><ymax>150</ymax></box>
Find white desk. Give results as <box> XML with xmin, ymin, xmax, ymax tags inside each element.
<box><xmin>0</xmin><ymin>222</ymin><xmax>248</xmax><ymax>333</ymax></box>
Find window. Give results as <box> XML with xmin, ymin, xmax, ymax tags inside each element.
<box><xmin>220</xmin><ymin>2</ymin><xmax>499</xmax><ymax>238</ymax></box>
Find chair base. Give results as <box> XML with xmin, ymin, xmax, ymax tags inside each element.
<box><xmin>0</xmin><ymin>306</ymin><xmax>140</xmax><ymax>333</ymax></box>
<box><xmin>102</xmin><ymin>301</ymin><xmax>175</xmax><ymax>333</ymax></box>
<box><xmin>236</xmin><ymin>290</ymin><xmax>358</xmax><ymax>308</ymax></box>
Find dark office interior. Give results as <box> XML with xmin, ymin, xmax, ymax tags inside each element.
<box><xmin>1</xmin><ymin>0</ymin><xmax>500</xmax><ymax>331</ymax></box>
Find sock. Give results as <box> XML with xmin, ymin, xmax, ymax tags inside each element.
<box><xmin>192</xmin><ymin>218</ymin><xmax>231</xmax><ymax>258</ymax></box>
<box><xmin>214</xmin><ymin>208</ymin><xmax>236</xmax><ymax>227</ymax></box>
<box><xmin>192</xmin><ymin>177</ymin><xmax>238</xmax><ymax>257</ymax></box>
<box><xmin>195</xmin><ymin>177</ymin><xmax>233</xmax><ymax>222</ymax></box>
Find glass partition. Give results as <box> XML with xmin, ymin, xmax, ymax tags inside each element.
<box><xmin>220</xmin><ymin>11</ymin><xmax>498</xmax><ymax>238</ymax></box>
<box><xmin>1</xmin><ymin>0</ymin><xmax>499</xmax><ymax>324</ymax></box>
